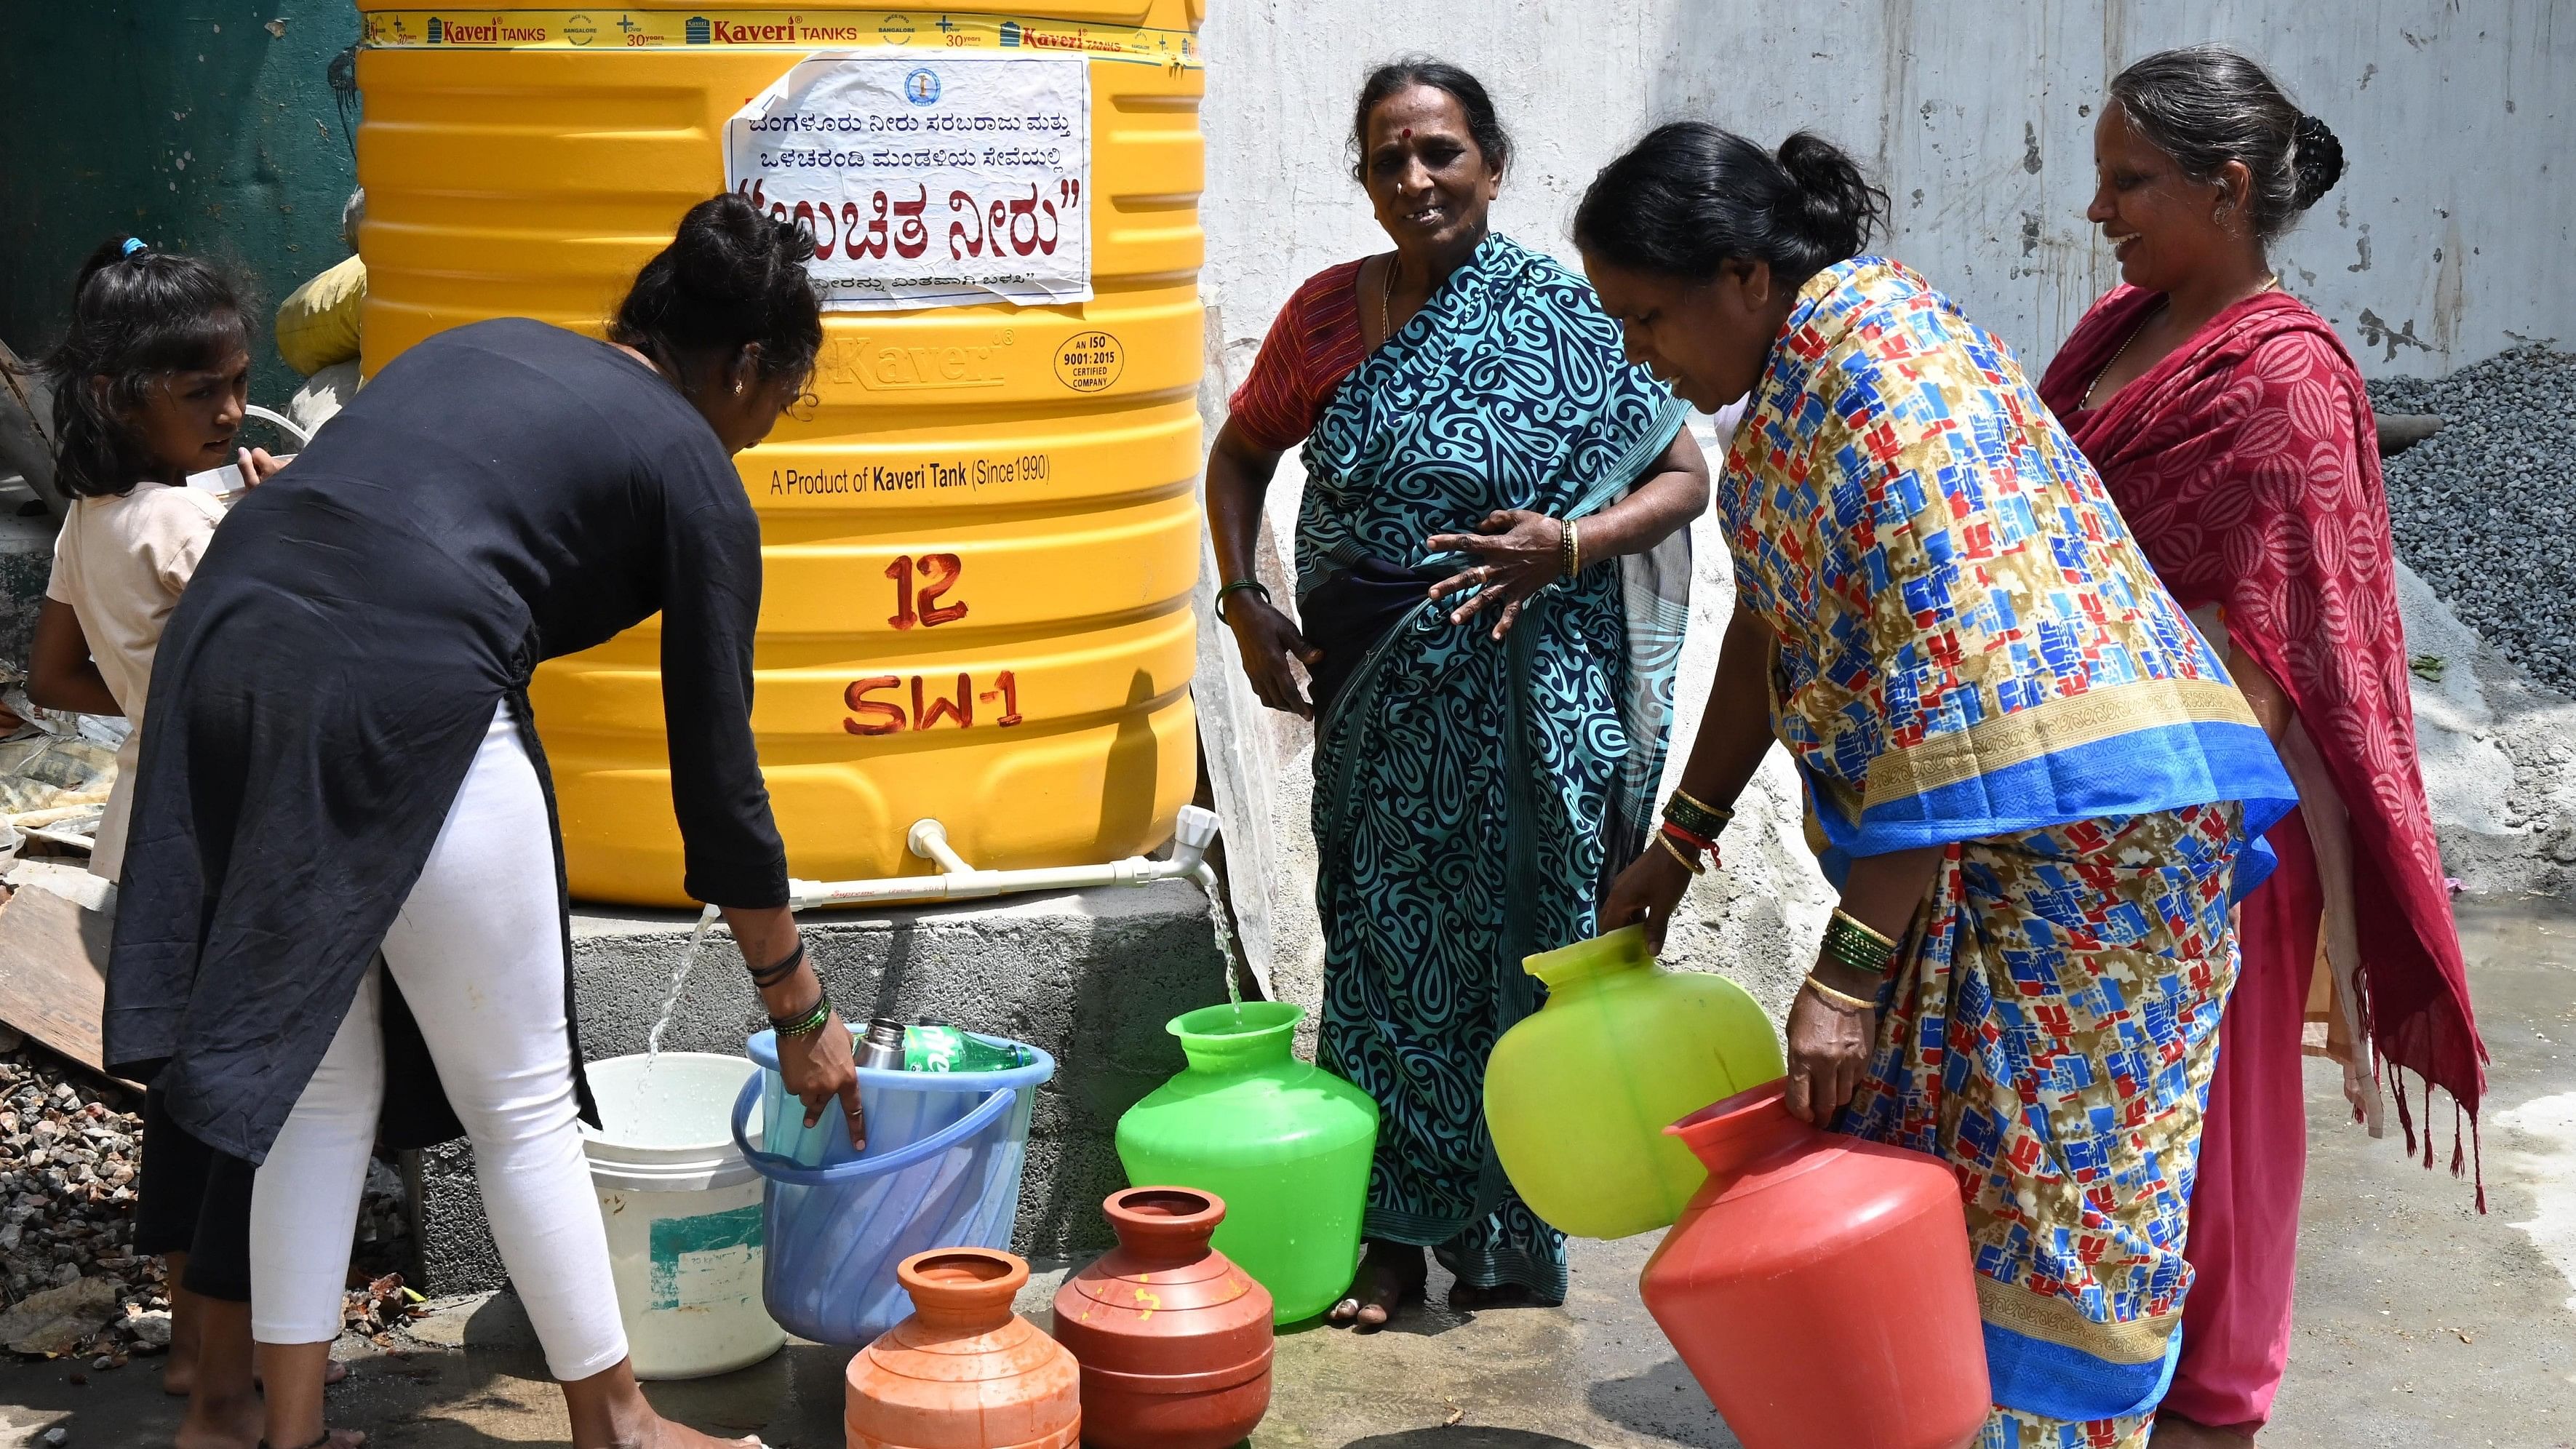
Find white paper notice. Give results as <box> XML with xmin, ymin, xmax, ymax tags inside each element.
<box><xmin>727</xmin><ymin>54</ymin><xmax>1091</xmax><ymax>312</ymax></box>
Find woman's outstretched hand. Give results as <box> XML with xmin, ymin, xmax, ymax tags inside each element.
<box><xmin>1426</xmin><ymin>510</ymin><xmax>1566</xmax><ymax>641</ymax></box>
<box><xmin>1601</xmin><ymin>839</ymin><xmax>1696</xmax><ymax>952</ymax></box>
<box><xmin>1229</xmin><ymin>595</ymin><xmax>1323</xmax><ymax>719</ymax></box>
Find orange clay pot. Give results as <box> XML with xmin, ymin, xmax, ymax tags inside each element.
<box><xmin>845</xmin><ymin>1248</ymin><xmax>1080</xmax><ymax>1449</ymax></box>
<box><xmin>1050</xmin><ymin>1187</ymin><xmax>1273</xmax><ymax>1449</ymax></box>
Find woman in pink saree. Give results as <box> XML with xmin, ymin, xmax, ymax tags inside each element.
<box><xmin>2037</xmin><ymin>46</ymin><xmax>2487</xmax><ymax>1447</ymax></box>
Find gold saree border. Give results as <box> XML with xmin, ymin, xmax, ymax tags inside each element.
<box><xmin>1975</xmin><ymin>1274</ymin><xmax>2180</xmax><ymax>1366</ymax></box>
<box><xmin>1866</xmin><ymin>675</ymin><xmax>2258</xmax><ymax>812</ymax></box>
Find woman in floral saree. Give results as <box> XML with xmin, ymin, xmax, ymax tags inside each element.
<box><xmin>1582</xmin><ymin>124</ymin><xmax>2294</xmax><ymax>1448</ymax></box>
<box><xmin>1204</xmin><ymin>60</ymin><xmax>1707</xmax><ymax>1325</ymax></box>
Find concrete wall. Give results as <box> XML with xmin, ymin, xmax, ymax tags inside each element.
<box><xmin>414</xmin><ymin>883</ymin><xmax>1233</xmax><ymax>1295</ymax></box>
<box><xmin>1189</xmin><ymin>0</ymin><xmax>2570</xmax><ymax>1021</ymax></box>
<box><xmin>0</xmin><ymin>1</ymin><xmax>363</xmax><ymax>404</ymax></box>
<box><xmin>1203</xmin><ymin>0</ymin><xmax>2572</xmax><ymax>380</ymax></box>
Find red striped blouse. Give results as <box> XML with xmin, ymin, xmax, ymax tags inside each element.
<box><xmin>1227</xmin><ymin>258</ymin><xmax>1368</xmax><ymax>453</ymax></box>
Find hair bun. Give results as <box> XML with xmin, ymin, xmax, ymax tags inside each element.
<box><xmin>610</xmin><ymin>191</ymin><xmax>824</xmax><ymax>402</ymax></box>
<box><xmin>2291</xmin><ymin>114</ymin><xmax>2345</xmax><ymax>209</ymax></box>
<box><xmin>1773</xmin><ymin>131</ymin><xmax>1886</xmax><ymax>261</ymax></box>
<box><xmin>669</xmin><ymin>192</ymin><xmax>815</xmax><ymax>307</ymax></box>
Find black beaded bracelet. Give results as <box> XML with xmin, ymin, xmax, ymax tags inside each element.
<box><xmin>749</xmin><ymin>941</ymin><xmax>806</xmax><ymax>990</ymax></box>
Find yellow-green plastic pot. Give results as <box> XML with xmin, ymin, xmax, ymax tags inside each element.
<box><xmin>1485</xmin><ymin>926</ymin><xmax>1785</xmax><ymax>1240</ymax></box>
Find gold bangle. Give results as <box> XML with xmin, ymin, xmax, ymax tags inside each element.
<box><xmin>1803</xmin><ymin>973</ymin><xmax>1877</xmax><ymax>1013</ymax></box>
<box><xmin>1828</xmin><ymin>906</ymin><xmax>1897</xmax><ymax>951</ymax></box>
<box><xmin>1569</xmin><ymin>519</ymin><xmax>1582</xmax><ymax>576</ymax></box>
<box><xmin>1655</xmin><ymin>831</ymin><xmax>1707</xmax><ymax>875</ymax></box>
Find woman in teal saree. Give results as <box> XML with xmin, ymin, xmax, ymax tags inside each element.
<box><xmin>1204</xmin><ymin>60</ymin><xmax>1707</xmax><ymax>1324</ymax></box>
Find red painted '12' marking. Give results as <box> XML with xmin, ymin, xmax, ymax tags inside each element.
<box><xmin>885</xmin><ymin>553</ymin><xmax>970</xmax><ymax>630</ymax></box>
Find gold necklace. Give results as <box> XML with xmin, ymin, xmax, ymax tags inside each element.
<box><xmin>2083</xmin><ymin>273</ymin><xmax>2280</xmax><ymax>409</ymax></box>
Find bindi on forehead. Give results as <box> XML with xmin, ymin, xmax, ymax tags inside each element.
<box><xmin>1402</xmin><ymin>128</ymin><xmax>1413</xmax><ymax>139</ymax></box>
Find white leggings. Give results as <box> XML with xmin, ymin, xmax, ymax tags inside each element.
<box><xmin>250</xmin><ymin>705</ymin><xmax>627</xmax><ymax>1382</ymax></box>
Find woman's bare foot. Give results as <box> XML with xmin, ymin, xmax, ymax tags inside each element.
<box><xmin>562</xmin><ymin>1357</ymin><xmax>760</xmax><ymax>1448</ymax></box>
<box><xmin>1448</xmin><ymin>1282</ymin><xmax>1547</xmax><ymax>1311</ymax></box>
<box><xmin>1325</xmin><ymin>1240</ymin><xmax>1427</xmax><ymax>1330</ymax></box>
<box><xmin>632</xmin><ymin>1426</ymin><xmax>760</xmax><ymax>1449</ymax></box>
<box><xmin>171</xmin><ymin>1388</ymin><xmax>261</xmax><ymax>1449</ymax></box>
<box><xmin>2152</xmin><ymin>1413</ymin><xmax>2256</xmax><ymax>1448</ymax></box>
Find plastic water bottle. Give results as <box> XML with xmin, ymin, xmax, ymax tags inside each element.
<box><xmin>904</xmin><ymin>1019</ymin><xmax>1030</xmax><ymax>1072</ymax></box>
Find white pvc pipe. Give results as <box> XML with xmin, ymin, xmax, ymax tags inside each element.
<box><xmin>785</xmin><ymin>805</ymin><xmax>1221</xmax><ymax>912</ymax></box>
<box><xmin>243</xmin><ymin>404</ymin><xmax>313</xmax><ymax>447</ymax></box>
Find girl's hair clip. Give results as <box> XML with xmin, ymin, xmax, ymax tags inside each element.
<box><xmin>120</xmin><ymin>237</ymin><xmax>148</xmax><ymax>258</ymax></box>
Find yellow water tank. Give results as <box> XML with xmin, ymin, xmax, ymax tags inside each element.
<box><xmin>355</xmin><ymin>3</ymin><xmax>1205</xmax><ymax>905</ymax></box>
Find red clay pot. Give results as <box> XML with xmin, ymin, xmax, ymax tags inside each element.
<box><xmin>1639</xmin><ymin>1084</ymin><xmax>1990</xmax><ymax>1449</ymax></box>
<box><xmin>1050</xmin><ymin>1186</ymin><xmax>1273</xmax><ymax>1449</ymax></box>
<box><xmin>845</xmin><ymin>1248</ymin><xmax>1080</xmax><ymax>1449</ymax></box>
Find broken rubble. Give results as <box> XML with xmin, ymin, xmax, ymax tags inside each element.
<box><xmin>0</xmin><ymin>1274</ymin><xmax>118</xmax><ymax>1355</ymax></box>
<box><xmin>0</xmin><ymin>1043</ymin><xmax>412</xmax><ymax>1354</ymax></box>
<box><xmin>120</xmin><ymin>1307</ymin><xmax>170</xmax><ymax>1351</ymax></box>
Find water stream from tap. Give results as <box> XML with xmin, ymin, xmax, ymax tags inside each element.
<box><xmin>1194</xmin><ymin>866</ymin><xmax>1243</xmax><ymax>1010</ymax></box>
<box><xmin>642</xmin><ymin>905</ymin><xmax>722</xmax><ymax>1072</ymax></box>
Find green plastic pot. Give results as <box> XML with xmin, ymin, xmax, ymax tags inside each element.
<box><xmin>1485</xmin><ymin>925</ymin><xmax>1785</xmax><ymax>1240</ymax></box>
<box><xmin>1115</xmin><ymin>1002</ymin><xmax>1378</xmax><ymax>1324</ymax></box>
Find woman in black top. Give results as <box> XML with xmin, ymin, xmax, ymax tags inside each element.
<box><xmin>107</xmin><ymin>195</ymin><xmax>856</xmax><ymax>1449</ymax></box>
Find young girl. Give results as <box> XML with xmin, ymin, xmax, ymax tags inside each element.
<box><xmin>28</xmin><ymin>236</ymin><xmax>318</xmax><ymax>1449</ymax></box>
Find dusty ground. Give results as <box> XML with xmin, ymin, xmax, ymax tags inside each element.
<box><xmin>3</xmin><ymin>894</ymin><xmax>2570</xmax><ymax>1448</ymax></box>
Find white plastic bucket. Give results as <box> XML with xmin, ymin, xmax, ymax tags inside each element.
<box><xmin>580</xmin><ymin>1053</ymin><xmax>786</xmax><ymax>1380</ymax></box>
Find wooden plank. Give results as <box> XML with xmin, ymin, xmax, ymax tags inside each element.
<box><xmin>0</xmin><ymin>884</ymin><xmax>116</xmax><ymax>1077</ymax></box>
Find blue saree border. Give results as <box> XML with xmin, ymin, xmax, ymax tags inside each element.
<box><xmin>1984</xmin><ymin>1320</ymin><xmax>2181</xmax><ymax>1423</ymax></box>
<box><xmin>1811</xmin><ymin>717</ymin><xmax>2294</xmax><ymax>897</ymax></box>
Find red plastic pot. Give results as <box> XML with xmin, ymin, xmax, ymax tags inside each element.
<box><xmin>845</xmin><ymin>1248</ymin><xmax>1080</xmax><ymax>1449</ymax></box>
<box><xmin>1639</xmin><ymin>1084</ymin><xmax>1990</xmax><ymax>1449</ymax></box>
<box><xmin>1050</xmin><ymin>1186</ymin><xmax>1273</xmax><ymax>1449</ymax></box>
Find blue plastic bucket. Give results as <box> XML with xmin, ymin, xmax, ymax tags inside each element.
<box><xmin>730</xmin><ymin>1026</ymin><xmax>1054</xmax><ymax>1346</ymax></box>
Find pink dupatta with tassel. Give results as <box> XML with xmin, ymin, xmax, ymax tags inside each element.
<box><xmin>2038</xmin><ymin>284</ymin><xmax>2487</xmax><ymax>1193</ymax></box>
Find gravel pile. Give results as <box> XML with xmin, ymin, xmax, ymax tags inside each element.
<box><xmin>0</xmin><ymin>1037</ymin><xmax>412</xmax><ymax>1364</ymax></box>
<box><xmin>0</xmin><ymin>1044</ymin><xmax>156</xmax><ymax>1365</ymax></box>
<box><xmin>2374</xmin><ymin>346</ymin><xmax>2576</xmax><ymax>696</ymax></box>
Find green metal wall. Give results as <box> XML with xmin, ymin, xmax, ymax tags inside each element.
<box><xmin>0</xmin><ymin>1</ymin><xmax>362</xmax><ymax>405</ymax></box>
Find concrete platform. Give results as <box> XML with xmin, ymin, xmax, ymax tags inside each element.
<box><xmin>414</xmin><ymin>878</ymin><xmax>1231</xmax><ymax>1296</ymax></box>
<box><xmin>14</xmin><ymin>893</ymin><xmax>2575</xmax><ymax>1448</ymax></box>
